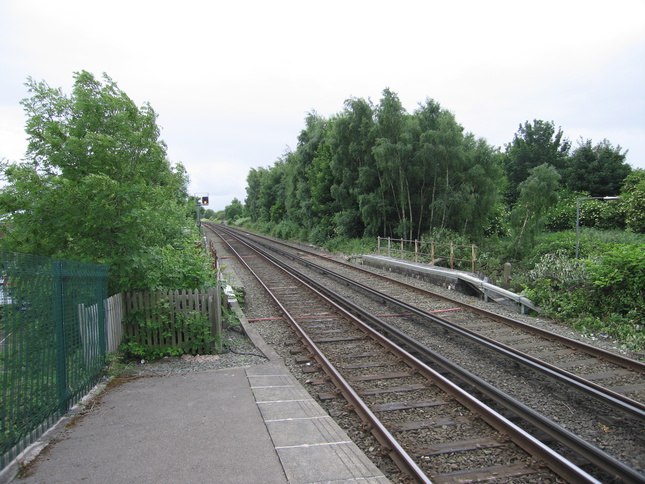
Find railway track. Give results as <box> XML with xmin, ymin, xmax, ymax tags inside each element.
<box><xmin>212</xmin><ymin>225</ymin><xmax>645</xmax><ymax>401</ymax></box>
<box><xmin>205</xmin><ymin>224</ymin><xmax>642</xmax><ymax>482</ymax></box>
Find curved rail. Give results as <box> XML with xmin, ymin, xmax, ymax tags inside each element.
<box><xmin>216</xmin><ymin>227</ymin><xmax>430</xmax><ymax>482</ymax></box>
<box><xmin>211</xmin><ymin>224</ymin><xmax>645</xmax><ymax>483</ymax></box>
<box><xmin>212</xmin><ymin>225</ymin><xmax>607</xmax><ymax>483</ymax></box>
<box><xmin>213</xmin><ymin>224</ymin><xmax>645</xmax><ymax>410</ymax></box>
<box><xmin>215</xmin><ymin>224</ymin><xmax>645</xmax><ymax>374</ymax></box>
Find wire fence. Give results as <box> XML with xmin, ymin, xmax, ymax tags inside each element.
<box><xmin>0</xmin><ymin>252</ymin><xmax>109</xmax><ymax>471</ymax></box>
<box><xmin>377</xmin><ymin>236</ymin><xmax>478</xmax><ymax>273</ymax></box>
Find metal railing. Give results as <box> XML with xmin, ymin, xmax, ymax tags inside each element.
<box><xmin>0</xmin><ymin>252</ymin><xmax>108</xmax><ymax>471</ymax></box>
<box><xmin>377</xmin><ymin>236</ymin><xmax>477</xmax><ymax>272</ymax></box>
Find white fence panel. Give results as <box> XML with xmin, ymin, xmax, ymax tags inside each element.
<box><xmin>104</xmin><ymin>293</ymin><xmax>125</xmax><ymax>352</ymax></box>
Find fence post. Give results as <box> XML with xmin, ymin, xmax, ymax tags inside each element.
<box><xmin>450</xmin><ymin>242</ymin><xmax>454</xmax><ymax>269</ymax></box>
<box><xmin>504</xmin><ymin>263</ymin><xmax>512</xmax><ymax>289</ymax></box>
<box><xmin>387</xmin><ymin>237</ymin><xmax>391</xmax><ymax>257</ymax></box>
<box><xmin>53</xmin><ymin>260</ymin><xmax>68</xmax><ymax>414</ymax></box>
<box><xmin>431</xmin><ymin>242</ymin><xmax>435</xmax><ymax>265</ymax></box>
<box><xmin>97</xmin><ymin>265</ymin><xmax>108</xmax><ymax>357</ymax></box>
<box><xmin>472</xmin><ymin>245</ymin><xmax>476</xmax><ymax>273</ymax></box>
<box><xmin>209</xmin><ymin>285</ymin><xmax>222</xmax><ymax>352</ymax></box>
<box><xmin>377</xmin><ymin>236</ymin><xmax>381</xmax><ymax>255</ymax></box>
<box><xmin>400</xmin><ymin>239</ymin><xmax>404</xmax><ymax>259</ymax></box>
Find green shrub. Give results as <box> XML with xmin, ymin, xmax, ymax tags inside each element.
<box><xmin>524</xmin><ymin>246</ymin><xmax>645</xmax><ymax>350</ymax></box>
<box><xmin>120</xmin><ymin>301</ymin><xmax>219</xmax><ymax>360</ymax></box>
<box><xmin>585</xmin><ymin>244</ymin><xmax>645</xmax><ymax>318</ymax></box>
<box><xmin>523</xmin><ymin>250</ymin><xmax>589</xmax><ymax>315</ymax></box>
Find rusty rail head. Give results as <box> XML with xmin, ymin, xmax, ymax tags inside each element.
<box><xmin>211</xmin><ymin>225</ymin><xmax>628</xmax><ymax>483</ymax></box>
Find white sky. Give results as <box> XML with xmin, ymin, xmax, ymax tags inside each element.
<box><xmin>1</xmin><ymin>0</ymin><xmax>644</xmax><ymax>211</ymax></box>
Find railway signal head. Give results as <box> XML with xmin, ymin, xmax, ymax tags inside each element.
<box><xmin>201</xmin><ymin>196</ymin><xmax>209</xmax><ymax>206</ymax></box>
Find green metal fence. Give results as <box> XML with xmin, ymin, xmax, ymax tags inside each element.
<box><xmin>0</xmin><ymin>252</ymin><xmax>109</xmax><ymax>470</ymax></box>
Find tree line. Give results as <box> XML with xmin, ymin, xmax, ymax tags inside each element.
<box><xmin>240</xmin><ymin>88</ymin><xmax>636</xmax><ymax>251</ymax></box>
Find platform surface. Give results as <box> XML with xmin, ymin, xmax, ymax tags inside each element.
<box><xmin>10</xmin><ymin>361</ymin><xmax>388</xmax><ymax>484</ymax></box>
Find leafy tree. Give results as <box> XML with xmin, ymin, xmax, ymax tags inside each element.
<box><xmin>503</xmin><ymin>120</ymin><xmax>570</xmax><ymax>203</ymax></box>
<box><xmin>202</xmin><ymin>208</ymin><xmax>216</xmax><ymax>220</ymax></box>
<box><xmin>245</xmin><ymin>166</ymin><xmax>269</xmax><ymax>221</ymax></box>
<box><xmin>329</xmin><ymin>97</ymin><xmax>376</xmax><ymax>238</ymax></box>
<box><xmin>564</xmin><ymin>139</ymin><xmax>631</xmax><ymax>197</ymax></box>
<box><xmin>306</xmin><ymin>123</ymin><xmax>337</xmax><ymax>239</ymax></box>
<box><xmin>244</xmin><ymin>159</ymin><xmax>288</xmax><ymax>224</ymax></box>
<box><xmin>290</xmin><ymin>113</ymin><xmax>327</xmax><ymax>227</ymax></box>
<box><xmin>417</xmin><ymin>107</ymin><xmax>467</xmax><ymax>234</ymax></box>
<box><xmin>0</xmin><ymin>71</ymin><xmax>212</xmax><ymax>294</ymax></box>
<box><xmin>243</xmin><ymin>89</ymin><xmax>505</xmax><ymax>243</ymax></box>
<box><xmin>224</xmin><ymin>198</ymin><xmax>245</xmax><ymax>222</ymax></box>
<box><xmin>509</xmin><ymin>163</ymin><xmax>561</xmax><ymax>256</ymax></box>
<box><xmin>457</xmin><ymin>135</ymin><xmax>504</xmax><ymax>239</ymax></box>
<box><xmin>372</xmin><ymin>88</ymin><xmax>412</xmax><ymax>238</ymax></box>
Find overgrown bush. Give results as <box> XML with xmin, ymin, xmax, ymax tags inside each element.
<box><xmin>524</xmin><ymin>250</ymin><xmax>589</xmax><ymax>314</ymax></box>
<box><xmin>524</xmin><ymin>246</ymin><xmax>645</xmax><ymax>350</ymax></box>
<box><xmin>586</xmin><ymin>244</ymin><xmax>645</xmax><ymax>318</ymax></box>
<box><xmin>120</xmin><ymin>301</ymin><xmax>219</xmax><ymax>360</ymax></box>
<box><xmin>271</xmin><ymin>220</ymin><xmax>301</xmax><ymax>240</ymax></box>
<box><xmin>323</xmin><ymin>236</ymin><xmax>376</xmax><ymax>256</ymax></box>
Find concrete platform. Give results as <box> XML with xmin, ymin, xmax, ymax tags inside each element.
<box><xmin>6</xmin><ymin>305</ymin><xmax>389</xmax><ymax>484</ymax></box>
<box><xmin>360</xmin><ymin>254</ymin><xmax>540</xmax><ymax>314</ymax></box>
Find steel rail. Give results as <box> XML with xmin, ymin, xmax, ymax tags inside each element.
<box><xmin>250</xmin><ymin>235</ymin><xmax>645</xmax><ymax>420</ymax></box>
<box><xmin>218</xmin><ymin>223</ymin><xmax>645</xmax><ymax>374</ymax></box>
<box><xmin>251</xmin><ymin>242</ymin><xmax>644</xmax><ymax>484</ymax></box>
<box><xmin>214</xmin><ymin>229</ymin><xmax>431</xmax><ymax>483</ymax></box>
<box><xmin>214</xmin><ymin>226</ymin><xmax>603</xmax><ymax>484</ymax></box>
<box><xmin>322</xmin><ymin>289</ymin><xmax>645</xmax><ymax>484</ymax></box>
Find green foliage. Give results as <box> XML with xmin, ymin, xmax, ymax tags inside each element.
<box><xmin>545</xmin><ymin>190</ymin><xmax>625</xmax><ymax>233</ymax></box>
<box><xmin>503</xmin><ymin>120</ymin><xmax>570</xmax><ymax>203</ymax></box>
<box><xmin>563</xmin><ymin>138</ymin><xmax>631</xmax><ymax>197</ymax></box>
<box><xmin>586</xmin><ymin>244</ymin><xmax>645</xmax><ymax>315</ymax></box>
<box><xmin>270</xmin><ymin>220</ymin><xmax>301</xmax><ymax>240</ymax></box>
<box><xmin>544</xmin><ymin>192</ymin><xmax>577</xmax><ymax>232</ymax></box>
<box><xmin>509</xmin><ymin>164</ymin><xmax>561</xmax><ymax>258</ymax></box>
<box><xmin>323</xmin><ymin>236</ymin><xmax>377</xmax><ymax>256</ymax></box>
<box><xmin>134</xmin><ymin>240</ymin><xmax>216</xmax><ymax>291</ymax></box>
<box><xmin>621</xmin><ymin>169</ymin><xmax>645</xmax><ymax>233</ymax></box>
<box><xmin>244</xmin><ymin>89</ymin><xmax>504</xmax><ymax>242</ymax></box>
<box><xmin>224</xmin><ymin>198</ymin><xmax>245</xmax><ymax>222</ymax></box>
<box><xmin>524</xmin><ymin>250</ymin><xmax>588</xmax><ymax>312</ymax></box>
<box><xmin>524</xmin><ymin>246</ymin><xmax>645</xmax><ymax>350</ymax></box>
<box><xmin>0</xmin><ymin>71</ymin><xmax>211</xmax><ymax>294</ymax></box>
<box><xmin>120</xmin><ymin>302</ymin><xmax>218</xmax><ymax>360</ymax></box>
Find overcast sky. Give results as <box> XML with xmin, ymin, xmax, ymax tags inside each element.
<box><xmin>1</xmin><ymin>0</ymin><xmax>644</xmax><ymax>211</ymax></box>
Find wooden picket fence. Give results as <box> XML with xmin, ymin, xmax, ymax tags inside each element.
<box><xmin>101</xmin><ymin>288</ymin><xmax>221</xmax><ymax>354</ymax></box>
<box><xmin>122</xmin><ymin>288</ymin><xmax>221</xmax><ymax>353</ymax></box>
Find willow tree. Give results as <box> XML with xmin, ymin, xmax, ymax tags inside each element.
<box><xmin>329</xmin><ymin>97</ymin><xmax>376</xmax><ymax>238</ymax></box>
<box><xmin>372</xmin><ymin>89</ymin><xmax>411</xmax><ymax>237</ymax></box>
<box><xmin>510</xmin><ymin>163</ymin><xmax>561</xmax><ymax>257</ymax></box>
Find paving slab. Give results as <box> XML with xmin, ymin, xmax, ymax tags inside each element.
<box><xmin>13</xmin><ymin>368</ymin><xmax>287</xmax><ymax>484</ymax></box>
<box><xmin>246</xmin><ymin>363</ymin><xmax>390</xmax><ymax>484</ymax></box>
